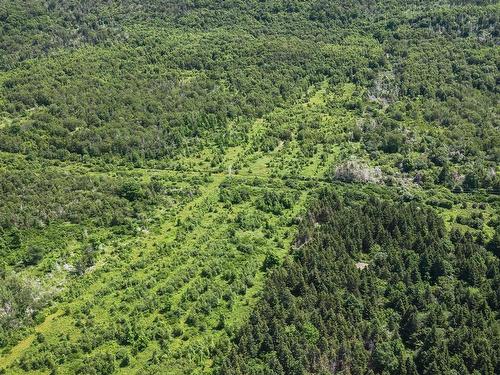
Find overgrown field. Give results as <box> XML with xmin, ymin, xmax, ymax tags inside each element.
<box><xmin>0</xmin><ymin>1</ymin><xmax>498</xmax><ymax>374</ymax></box>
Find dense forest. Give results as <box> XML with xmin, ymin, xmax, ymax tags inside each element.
<box><xmin>0</xmin><ymin>0</ymin><xmax>498</xmax><ymax>374</ymax></box>
<box><xmin>220</xmin><ymin>191</ymin><xmax>499</xmax><ymax>374</ymax></box>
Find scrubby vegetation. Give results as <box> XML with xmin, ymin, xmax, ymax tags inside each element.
<box><xmin>0</xmin><ymin>0</ymin><xmax>498</xmax><ymax>374</ymax></box>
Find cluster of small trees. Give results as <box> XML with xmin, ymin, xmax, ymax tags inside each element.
<box><xmin>0</xmin><ymin>272</ymin><xmax>50</xmax><ymax>348</ymax></box>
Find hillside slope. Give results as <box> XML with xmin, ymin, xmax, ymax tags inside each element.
<box><xmin>0</xmin><ymin>1</ymin><xmax>498</xmax><ymax>374</ymax></box>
